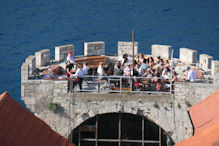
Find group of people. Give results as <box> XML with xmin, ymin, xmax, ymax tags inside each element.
<box><xmin>112</xmin><ymin>53</ymin><xmax>197</xmax><ymax>91</ymax></box>
<box><xmin>65</xmin><ymin>51</ymin><xmax>89</xmax><ymax>90</ymax></box>
<box><xmin>65</xmin><ymin>51</ymin><xmax>196</xmax><ymax>92</ymax></box>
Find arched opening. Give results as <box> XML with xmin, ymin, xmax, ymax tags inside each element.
<box><xmin>69</xmin><ymin>113</ymin><xmax>174</xmax><ymax>146</ymax></box>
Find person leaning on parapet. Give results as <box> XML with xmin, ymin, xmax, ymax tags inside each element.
<box><xmin>185</xmin><ymin>67</ymin><xmax>196</xmax><ymax>82</ymax></box>
<box><xmin>73</xmin><ymin>64</ymin><xmax>83</xmax><ymax>91</ymax></box>
<box><xmin>66</xmin><ymin>60</ymin><xmax>73</xmax><ymax>77</ymax></box>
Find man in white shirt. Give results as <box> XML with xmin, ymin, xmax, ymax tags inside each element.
<box><xmin>73</xmin><ymin>64</ymin><xmax>83</xmax><ymax>90</ymax></box>
<box><xmin>186</xmin><ymin>67</ymin><xmax>196</xmax><ymax>82</ymax></box>
<box><xmin>82</xmin><ymin>62</ymin><xmax>89</xmax><ymax>75</ymax></box>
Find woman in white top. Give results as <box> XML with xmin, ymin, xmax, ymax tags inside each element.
<box><xmin>97</xmin><ymin>62</ymin><xmax>106</xmax><ymax>76</ymax></box>
<box><xmin>123</xmin><ymin>63</ymin><xmax>132</xmax><ymax>76</ymax></box>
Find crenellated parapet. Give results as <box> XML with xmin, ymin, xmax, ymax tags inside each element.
<box><xmin>118</xmin><ymin>41</ymin><xmax>138</xmax><ymax>59</ymax></box>
<box><xmin>55</xmin><ymin>44</ymin><xmax>74</xmax><ymax>62</ymax></box>
<box><xmin>151</xmin><ymin>44</ymin><xmax>172</xmax><ymax>60</ymax></box>
<box><xmin>20</xmin><ymin>41</ymin><xmax>219</xmax><ymax>144</ymax></box>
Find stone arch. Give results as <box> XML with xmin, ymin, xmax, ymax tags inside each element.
<box><xmin>68</xmin><ymin>100</ymin><xmax>176</xmax><ymax>142</ymax></box>
<box><xmin>68</xmin><ymin>112</ymin><xmax>174</xmax><ymax>145</ymax></box>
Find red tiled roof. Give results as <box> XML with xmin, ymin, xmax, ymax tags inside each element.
<box><xmin>0</xmin><ymin>92</ymin><xmax>75</xmax><ymax>146</ymax></box>
<box><xmin>190</xmin><ymin>89</ymin><xmax>219</xmax><ymax>135</ymax></box>
<box><xmin>176</xmin><ymin>90</ymin><xmax>219</xmax><ymax>146</ymax></box>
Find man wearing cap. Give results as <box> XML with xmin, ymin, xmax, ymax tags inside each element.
<box><xmin>66</xmin><ymin>51</ymin><xmax>75</xmax><ymax>70</ymax></box>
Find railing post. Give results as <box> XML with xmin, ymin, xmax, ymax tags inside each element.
<box><xmin>120</xmin><ymin>77</ymin><xmax>122</xmax><ymax>94</ymax></box>
<box><xmin>170</xmin><ymin>49</ymin><xmax>174</xmax><ymax>94</ymax></box>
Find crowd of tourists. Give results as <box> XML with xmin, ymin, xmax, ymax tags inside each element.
<box><xmin>65</xmin><ymin>51</ymin><xmax>197</xmax><ymax>91</ymax></box>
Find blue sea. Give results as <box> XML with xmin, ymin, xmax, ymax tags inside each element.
<box><xmin>0</xmin><ymin>0</ymin><xmax>219</xmax><ymax>106</ymax></box>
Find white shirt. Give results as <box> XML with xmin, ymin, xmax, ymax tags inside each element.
<box><xmin>188</xmin><ymin>69</ymin><xmax>196</xmax><ymax>82</ymax></box>
<box><xmin>66</xmin><ymin>56</ymin><xmax>75</xmax><ymax>64</ymax></box>
<box><xmin>97</xmin><ymin>66</ymin><xmax>105</xmax><ymax>76</ymax></box>
<box><xmin>124</xmin><ymin>66</ymin><xmax>131</xmax><ymax>76</ymax></box>
<box><xmin>162</xmin><ymin>70</ymin><xmax>171</xmax><ymax>79</ymax></box>
<box><xmin>74</xmin><ymin>68</ymin><xmax>83</xmax><ymax>78</ymax></box>
<box><xmin>82</xmin><ymin>66</ymin><xmax>89</xmax><ymax>75</ymax></box>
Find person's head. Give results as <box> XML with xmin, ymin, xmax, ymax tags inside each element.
<box><xmin>140</xmin><ymin>53</ymin><xmax>144</xmax><ymax>59</ymax></box>
<box><xmin>83</xmin><ymin>62</ymin><xmax>88</xmax><ymax>67</ymax></box>
<box><xmin>104</xmin><ymin>63</ymin><xmax>108</xmax><ymax>68</ymax></box>
<box><xmin>157</xmin><ymin>56</ymin><xmax>161</xmax><ymax>60</ymax></box>
<box><xmin>149</xmin><ymin>57</ymin><xmax>154</xmax><ymax>62</ymax></box>
<box><xmin>187</xmin><ymin>67</ymin><xmax>191</xmax><ymax>71</ymax></box>
<box><xmin>77</xmin><ymin>64</ymin><xmax>82</xmax><ymax>69</ymax></box>
<box><xmin>166</xmin><ymin>67</ymin><xmax>170</xmax><ymax>72</ymax></box>
<box><xmin>123</xmin><ymin>54</ymin><xmax>128</xmax><ymax>59</ymax></box>
<box><xmin>68</xmin><ymin>51</ymin><xmax>72</xmax><ymax>56</ymax></box>
<box><xmin>135</xmin><ymin>64</ymin><xmax>140</xmax><ymax>68</ymax></box>
<box><xmin>67</xmin><ymin>60</ymin><xmax>70</xmax><ymax>65</ymax></box>
<box><xmin>143</xmin><ymin>59</ymin><xmax>147</xmax><ymax>64</ymax></box>
<box><xmin>127</xmin><ymin>63</ymin><xmax>131</xmax><ymax>68</ymax></box>
<box><xmin>165</xmin><ymin>60</ymin><xmax>169</xmax><ymax>64</ymax></box>
<box><xmin>99</xmin><ymin>62</ymin><xmax>103</xmax><ymax>66</ymax></box>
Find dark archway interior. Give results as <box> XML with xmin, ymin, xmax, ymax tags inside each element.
<box><xmin>69</xmin><ymin>113</ymin><xmax>174</xmax><ymax>146</ymax></box>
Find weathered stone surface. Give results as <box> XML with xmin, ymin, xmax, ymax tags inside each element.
<box><xmin>118</xmin><ymin>41</ymin><xmax>138</xmax><ymax>59</ymax></box>
<box><xmin>55</xmin><ymin>44</ymin><xmax>74</xmax><ymax>62</ymax></box>
<box><xmin>180</xmin><ymin>48</ymin><xmax>197</xmax><ymax>64</ymax></box>
<box><xmin>21</xmin><ymin>62</ymin><xmax>29</xmax><ymax>81</ymax></box>
<box><xmin>84</xmin><ymin>41</ymin><xmax>105</xmax><ymax>56</ymax></box>
<box><xmin>21</xmin><ymin>80</ymin><xmax>219</xmax><ymax>143</ymax></box>
<box><xmin>151</xmin><ymin>44</ymin><xmax>172</xmax><ymax>59</ymax></box>
<box><xmin>211</xmin><ymin>60</ymin><xmax>219</xmax><ymax>75</ymax></box>
<box><xmin>211</xmin><ymin>60</ymin><xmax>219</xmax><ymax>84</ymax></box>
<box><xmin>199</xmin><ymin>54</ymin><xmax>213</xmax><ymax>71</ymax></box>
<box><xmin>35</xmin><ymin>49</ymin><xmax>50</xmax><ymax>67</ymax></box>
<box><xmin>25</xmin><ymin>55</ymin><xmax>36</xmax><ymax>76</ymax></box>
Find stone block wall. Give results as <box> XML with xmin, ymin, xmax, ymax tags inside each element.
<box><xmin>25</xmin><ymin>55</ymin><xmax>36</xmax><ymax>76</ymax></box>
<box><xmin>174</xmin><ymin>82</ymin><xmax>219</xmax><ymax>105</ymax></box>
<box><xmin>180</xmin><ymin>48</ymin><xmax>197</xmax><ymax>64</ymax></box>
<box><xmin>35</xmin><ymin>49</ymin><xmax>50</xmax><ymax>67</ymax></box>
<box><xmin>211</xmin><ymin>60</ymin><xmax>219</xmax><ymax>75</ymax></box>
<box><xmin>55</xmin><ymin>44</ymin><xmax>74</xmax><ymax>62</ymax></box>
<box><xmin>21</xmin><ymin>62</ymin><xmax>29</xmax><ymax>81</ymax></box>
<box><xmin>199</xmin><ymin>54</ymin><xmax>213</xmax><ymax>71</ymax></box>
<box><xmin>118</xmin><ymin>41</ymin><xmax>138</xmax><ymax>59</ymax></box>
<box><xmin>151</xmin><ymin>44</ymin><xmax>172</xmax><ymax>59</ymax></box>
<box><xmin>211</xmin><ymin>60</ymin><xmax>219</xmax><ymax>84</ymax></box>
<box><xmin>84</xmin><ymin>41</ymin><xmax>105</xmax><ymax>56</ymax></box>
<box><xmin>21</xmin><ymin>80</ymin><xmax>68</xmax><ymax>113</ymax></box>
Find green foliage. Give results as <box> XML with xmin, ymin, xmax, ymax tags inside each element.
<box><xmin>177</xmin><ymin>103</ymin><xmax>181</xmax><ymax>109</ymax></box>
<box><xmin>170</xmin><ymin>102</ymin><xmax>173</xmax><ymax>108</ymax></box>
<box><xmin>48</xmin><ymin>102</ymin><xmax>61</xmax><ymax>112</ymax></box>
<box><xmin>185</xmin><ymin>101</ymin><xmax>191</xmax><ymax>107</ymax></box>
<box><xmin>153</xmin><ymin>103</ymin><xmax>159</xmax><ymax>108</ymax></box>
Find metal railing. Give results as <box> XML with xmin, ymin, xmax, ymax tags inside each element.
<box><xmin>69</xmin><ymin>75</ymin><xmax>172</xmax><ymax>94</ymax></box>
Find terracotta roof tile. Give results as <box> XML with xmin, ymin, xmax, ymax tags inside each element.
<box><xmin>176</xmin><ymin>90</ymin><xmax>219</xmax><ymax>146</ymax></box>
<box><xmin>0</xmin><ymin>91</ymin><xmax>75</xmax><ymax>146</ymax></box>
